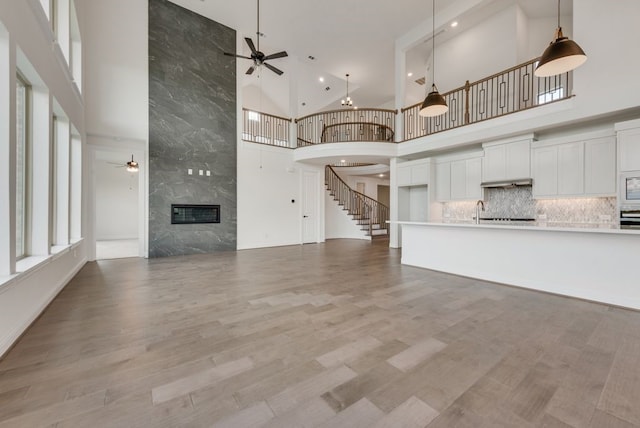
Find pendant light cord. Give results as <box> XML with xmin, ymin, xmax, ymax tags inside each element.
<box><xmin>557</xmin><ymin>0</ymin><xmax>560</xmax><ymax>28</ymax></box>
<box><xmin>257</xmin><ymin>0</ymin><xmax>260</xmax><ymax>51</ymax></box>
<box><xmin>432</xmin><ymin>0</ymin><xmax>436</xmax><ymax>89</ymax></box>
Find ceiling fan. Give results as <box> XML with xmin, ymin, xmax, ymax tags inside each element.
<box><xmin>223</xmin><ymin>0</ymin><xmax>288</xmax><ymax>76</ymax></box>
<box><xmin>107</xmin><ymin>155</ymin><xmax>139</xmax><ymax>173</ymax></box>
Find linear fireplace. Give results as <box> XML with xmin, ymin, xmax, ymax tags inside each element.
<box><xmin>171</xmin><ymin>204</ymin><xmax>220</xmax><ymax>224</ymax></box>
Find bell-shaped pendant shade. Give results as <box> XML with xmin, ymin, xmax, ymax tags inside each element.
<box><xmin>534</xmin><ymin>28</ymin><xmax>587</xmax><ymax>77</ymax></box>
<box><xmin>419</xmin><ymin>84</ymin><xmax>448</xmax><ymax>117</ymax></box>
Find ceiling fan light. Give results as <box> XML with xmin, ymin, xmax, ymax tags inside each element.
<box><xmin>419</xmin><ymin>85</ymin><xmax>448</xmax><ymax>117</ymax></box>
<box><xmin>534</xmin><ymin>33</ymin><xmax>587</xmax><ymax>77</ymax></box>
<box><xmin>126</xmin><ymin>155</ymin><xmax>139</xmax><ymax>172</ymax></box>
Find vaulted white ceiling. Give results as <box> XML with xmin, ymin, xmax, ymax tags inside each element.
<box><xmin>169</xmin><ymin>0</ymin><xmax>572</xmax><ymax>116</ymax></box>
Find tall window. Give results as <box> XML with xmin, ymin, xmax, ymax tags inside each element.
<box><xmin>16</xmin><ymin>75</ymin><xmax>30</xmax><ymax>259</ymax></box>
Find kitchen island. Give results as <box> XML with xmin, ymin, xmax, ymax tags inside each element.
<box><xmin>394</xmin><ymin>221</ymin><xmax>640</xmax><ymax>310</ymax></box>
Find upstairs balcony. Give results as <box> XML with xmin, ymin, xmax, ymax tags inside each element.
<box><xmin>242</xmin><ymin>57</ymin><xmax>572</xmax><ymax>155</ymax></box>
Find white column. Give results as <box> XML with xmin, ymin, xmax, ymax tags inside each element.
<box><xmin>389</xmin><ymin>157</ymin><xmax>400</xmax><ymax>248</ymax></box>
<box><xmin>288</xmin><ymin>57</ymin><xmax>299</xmax><ymax>148</ymax></box>
<box><xmin>0</xmin><ymin>27</ymin><xmax>16</xmax><ymax>275</ymax></box>
<box><xmin>394</xmin><ymin>42</ymin><xmax>406</xmax><ymax>143</ymax></box>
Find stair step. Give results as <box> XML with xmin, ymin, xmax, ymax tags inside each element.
<box><xmin>369</xmin><ymin>229</ymin><xmax>388</xmax><ymax>236</ymax></box>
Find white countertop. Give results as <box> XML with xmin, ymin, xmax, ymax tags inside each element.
<box><xmin>389</xmin><ymin>221</ymin><xmax>640</xmax><ymax>235</ymax></box>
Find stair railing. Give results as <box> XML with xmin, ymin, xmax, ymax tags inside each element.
<box><xmin>325</xmin><ymin>165</ymin><xmax>389</xmax><ymax>236</ymax></box>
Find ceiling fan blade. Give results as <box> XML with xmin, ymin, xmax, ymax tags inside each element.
<box><xmin>264</xmin><ymin>51</ymin><xmax>288</xmax><ymax>61</ymax></box>
<box><xmin>245</xmin><ymin>37</ymin><xmax>258</xmax><ymax>55</ymax></box>
<box><xmin>224</xmin><ymin>52</ymin><xmax>253</xmax><ymax>60</ymax></box>
<box><xmin>263</xmin><ymin>62</ymin><xmax>284</xmax><ymax>76</ymax></box>
<box><xmin>246</xmin><ymin>66</ymin><xmax>256</xmax><ymax>75</ymax></box>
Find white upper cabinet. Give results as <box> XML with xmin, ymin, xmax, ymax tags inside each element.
<box><xmin>465</xmin><ymin>158</ymin><xmax>482</xmax><ymax>200</ymax></box>
<box><xmin>482</xmin><ymin>137</ymin><xmax>532</xmax><ymax>182</ymax></box>
<box><xmin>437</xmin><ymin>157</ymin><xmax>482</xmax><ymax>202</ymax></box>
<box><xmin>532</xmin><ymin>146</ymin><xmax>558</xmax><ymax>197</ymax></box>
<box><xmin>532</xmin><ymin>133</ymin><xmax>616</xmax><ymax>198</ymax></box>
<box><xmin>397</xmin><ymin>159</ymin><xmax>430</xmax><ymax>187</ymax></box>
<box><xmin>435</xmin><ymin>162</ymin><xmax>451</xmax><ymax>201</ymax></box>
<box><xmin>585</xmin><ymin>137</ymin><xmax>616</xmax><ymax>195</ymax></box>
<box><xmin>618</xmin><ymin>127</ymin><xmax>640</xmax><ymax>172</ymax></box>
<box><xmin>557</xmin><ymin>142</ymin><xmax>584</xmax><ymax>195</ymax></box>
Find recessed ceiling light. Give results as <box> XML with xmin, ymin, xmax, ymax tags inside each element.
<box><xmin>451</xmin><ymin>21</ymin><xmax>458</xmax><ymax>28</ymax></box>
<box><xmin>379</xmin><ymin>174</ymin><xmax>385</xmax><ymax>177</ymax></box>
<box><xmin>341</xmin><ymin>159</ymin><xmax>346</xmax><ymax>163</ymax></box>
<box><xmin>319</xmin><ymin>77</ymin><xmax>324</xmax><ymax>83</ymax></box>
<box><xmin>407</xmin><ymin>72</ymin><xmax>413</xmax><ymax>77</ymax></box>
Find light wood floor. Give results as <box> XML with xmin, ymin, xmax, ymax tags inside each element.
<box><xmin>1</xmin><ymin>239</ymin><xmax>640</xmax><ymax>427</ymax></box>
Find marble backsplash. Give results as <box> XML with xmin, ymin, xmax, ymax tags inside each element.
<box><xmin>442</xmin><ymin>187</ymin><xmax>617</xmax><ymax>228</ymax></box>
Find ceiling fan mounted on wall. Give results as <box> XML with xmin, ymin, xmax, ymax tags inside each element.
<box><xmin>223</xmin><ymin>0</ymin><xmax>288</xmax><ymax>75</ymax></box>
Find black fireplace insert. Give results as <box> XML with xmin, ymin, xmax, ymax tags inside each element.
<box><xmin>171</xmin><ymin>204</ymin><xmax>220</xmax><ymax>224</ymax></box>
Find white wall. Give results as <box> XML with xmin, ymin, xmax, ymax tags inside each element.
<box><xmin>237</xmin><ymin>142</ymin><xmax>304</xmax><ymax>249</ymax></box>
<box><xmin>572</xmin><ymin>0</ymin><xmax>640</xmax><ymax>115</ymax></box>
<box><xmin>95</xmin><ymin>159</ymin><xmax>139</xmax><ymax>240</ymax></box>
<box><xmin>83</xmin><ymin>0</ymin><xmax>148</xmax><ymax>141</ymax></box>
<box><xmin>243</xmin><ymin>84</ymin><xmax>289</xmax><ymax>117</ymax></box>
<box><xmin>526</xmin><ymin>16</ymin><xmax>572</xmax><ymax>61</ymax></box>
<box><xmin>334</xmin><ymin>170</ymin><xmax>390</xmax><ymax>201</ymax></box>
<box><xmin>429</xmin><ymin>6</ymin><xmax>518</xmax><ymax>93</ymax></box>
<box><xmin>324</xmin><ymin>191</ymin><xmax>369</xmax><ymax>240</ymax></box>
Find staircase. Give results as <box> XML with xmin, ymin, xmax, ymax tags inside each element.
<box><xmin>325</xmin><ymin>165</ymin><xmax>389</xmax><ymax>238</ymax></box>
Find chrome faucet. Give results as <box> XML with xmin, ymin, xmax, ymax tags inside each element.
<box><xmin>475</xmin><ymin>200</ymin><xmax>485</xmax><ymax>224</ymax></box>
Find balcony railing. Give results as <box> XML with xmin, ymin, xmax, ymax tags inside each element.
<box><xmin>402</xmin><ymin>58</ymin><xmax>572</xmax><ymax>141</ymax></box>
<box><xmin>242</xmin><ymin>58</ymin><xmax>573</xmax><ymax>148</ymax></box>
<box><xmin>242</xmin><ymin>108</ymin><xmax>293</xmax><ymax>148</ymax></box>
<box><xmin>295</xmin><ymin>108</ymin><xmax>397</xmax><ymax>147</ymax></box>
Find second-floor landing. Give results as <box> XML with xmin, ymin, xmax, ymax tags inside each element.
<box><xmin>240</xmin><ymin>0</ymin><xmax>640</xmax><ymax>163</ymax></box>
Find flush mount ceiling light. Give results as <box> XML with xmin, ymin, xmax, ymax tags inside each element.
<box><xmin>534</xmin><ymin>0</ymin><xmax>587</xmax><ymax>77</ymax></box>
<box><xmin>126</xmin><ymin>155</ymin><xmax>139</xmax><ymax>172</ymax></box>
<box><xmin>341</xmin><ymin>74</ymin><xmax>353</xmax><ymax>107</ymax></box>
<box><xmin>419</xmin><ymin>0</ymin><xmax>448</xmax><ymax>117</ymax></box>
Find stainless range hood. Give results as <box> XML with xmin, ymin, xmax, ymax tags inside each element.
<box><xmin>480</xmin><ymin>178</ymin><xmax>533</xmax><ymax>188</ymax></box>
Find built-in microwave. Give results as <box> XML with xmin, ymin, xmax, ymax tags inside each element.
<box><xmin>620</xmin><ymin>171</ymin><xmax>640</xmax><ymax>208</ymax></box>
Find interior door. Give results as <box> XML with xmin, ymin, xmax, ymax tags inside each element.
<box><xmin>302</xmin><ymin>171</ymin><xmax>319</xmax><ymax>243</ymax></box>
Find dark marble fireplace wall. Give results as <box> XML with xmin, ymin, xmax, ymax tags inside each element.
<box><xmin>148</xmin><ymin>0</ymin><xmax>237</xmax><ymax>257</ymax></box>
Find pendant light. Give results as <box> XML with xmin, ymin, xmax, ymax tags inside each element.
<box><xmin>534</xmin><ymin>0</ymin><xmax>587</xmax><ymax>77</ymax></box>
<box><xmin>419</xmin><ymin>0</ymin><xmax>448</xmax><ymax>117</ymax></box>
<box><xmin>341</xmin><ymin>74</ymin><xmax>353</xmax><ymax>107</ymax></box>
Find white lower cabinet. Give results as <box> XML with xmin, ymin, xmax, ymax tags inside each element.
<box><xmin>533</xmin><ymin>136</ymin><xmax>616</xmax><ymax>198</ymax></box>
